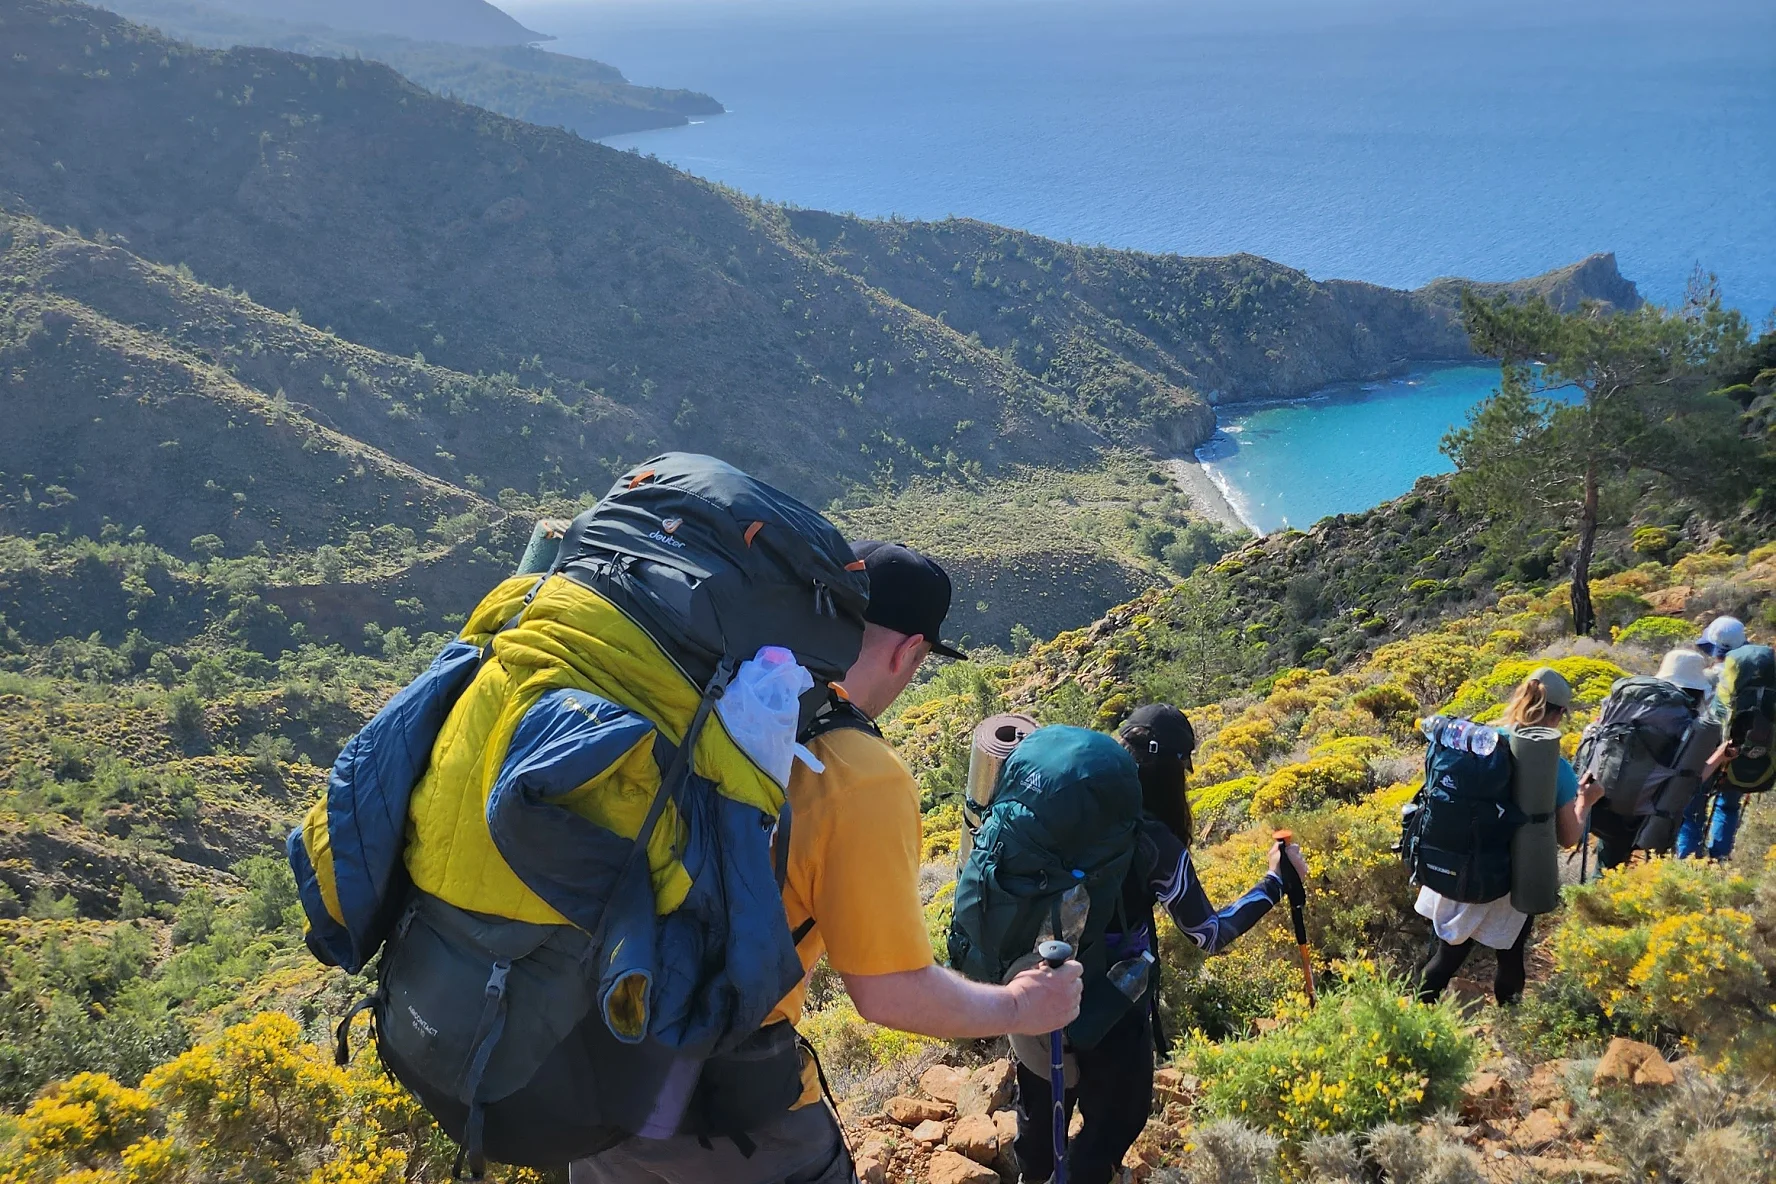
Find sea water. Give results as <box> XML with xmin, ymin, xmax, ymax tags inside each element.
<box><xmin>503</xmin><ymin>0</ymin><xmax>1772</xmax><ymax>523</ymax></box>
<box><xmin>510</xmin><ymin>0</ymin><xmax>1774</xmax><ymax>313</ymax></box>
<box><xmin>1197</xmin><ymin>364</ymin><xmax>1514</xmax><ymax>535</ymax></box>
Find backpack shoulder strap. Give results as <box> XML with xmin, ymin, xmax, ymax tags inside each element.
<box><xmin>798</xmin><ymin>689</ymin><xmax>884</xmax><ymax>744</ymax></box>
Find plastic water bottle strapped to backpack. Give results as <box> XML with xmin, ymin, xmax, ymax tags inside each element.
<box><xmin>287</xmin><ymin>454</ymin><xmax>870</xmax><ymax>1174</ymax></box>
<box><xmin>1399</xmin><ymin>716</ymin><xmax>1521</xmax><ymax>904</ymax></box>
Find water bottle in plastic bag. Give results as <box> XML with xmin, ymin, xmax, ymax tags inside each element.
<box><xmin>1107</xmin><ymin>950</ymin><xmax>1156</xmax><ymax>1002</ymax></box>
<box><xmin>715</xmin><ymin>645</ymin><xmax>823</xmax><ymax>788</ymax></box>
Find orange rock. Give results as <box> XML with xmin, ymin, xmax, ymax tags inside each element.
<box><xmin>1593</xmin><ymin>1038</ymin><xmax>1674</xmax><ymax>1088</ymax></box>
<box><xmin>856</xmin><ymin>1156</ymin><xmax>887</xmax><ymax>1184</ymax></box>
<box><xmin>1509</xmin><ymin>1108</ymin><xmax>1564</xmax><ymax>1150</ymax></box>
<box><xmin>1460</xmin><ymin>1071</ymin><xmax>1515</xmax><ymax>1122</ymax></box>
<box><xmin>912</xmin><ymin>1120</ymin><xmax>950</xmax><ymax>1145</ymax></box>
<box><xmin>920</xmin><ymin>1065</ymin><xmax>972</xmax><ymax>1105</ymax></box>
<box><xmin>1526</xmin><ymin>1060</ymin><xmax>1570</xmax><ymax>1109</ymax></box>
<box><xmin>927</xmin><ymin>1149</ymin><xmax>1001</xmax><ymax>1184</ymax></box>
<box><xmin>956</xmin><ymin>1060</ymin><xmax>1016</xmax><ymax>1118</ymax></box>
<box><xmin>887</xmin><ymin>1096</ymin><xmax>955</xmax><ymax>1126</ymax></box>
<box><xmin>947</xmin><ymin>1113</ymin><xmax>999</xmax><ymax>1165</ymax></box>
<box><xmin>1153</xmin><ymin>1066</ymin><xmax>1199</xmax><ymax>1110</ymax></box>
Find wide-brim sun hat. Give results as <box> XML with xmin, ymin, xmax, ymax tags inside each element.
<box><xmin>1657</xmin><ymin>648</ymin><xmax>1712</xmax><ymax>693</ymax></box>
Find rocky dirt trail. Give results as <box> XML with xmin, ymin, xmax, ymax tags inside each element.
<box><xmin>842</xmin><ymin>1036</ymin><xmax>1690</xmax><ymax>1183</ymax></box>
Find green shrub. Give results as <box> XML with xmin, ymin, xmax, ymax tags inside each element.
<box><xmin>1187</xmin><ymin>961</ymin><xmax>1477</xmax><ymax>1141</ymax></box>
<box><xmin>1632</xmin><ymin>526</ymin><xmax>1678</xmax><ymax>556</ymax></box>
<box><xmin>1616</xmin><ymin>614</ymin><xmax>1697</xmax><ymax>651</ymax></box>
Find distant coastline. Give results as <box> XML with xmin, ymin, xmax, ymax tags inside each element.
<box><xmin>1163</xmin><ymin>457</ymin><xmax>1254</xmax><ymax>536</ymax></box>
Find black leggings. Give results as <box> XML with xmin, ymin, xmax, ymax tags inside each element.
<box><xmin>1014</xmin><ymin>1003</ymin><xmax>1153</xmax><ymax>1184</ymax></box>
<box><xmin>1416</xmin><ymin>915</ymin><xmax>1533</xmax><ymax>1007</ymax></box>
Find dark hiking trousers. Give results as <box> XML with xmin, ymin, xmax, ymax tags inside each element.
<box><xmin>568</xmin><ymin>1102</ymin><xmax>854</xmax><ymax>1184</ymax></box>
<box><xmin>1013</xmin><ymin>1003</ymin><xmax>1153</xmax><ymax>1184</ymax></box>
<box><xmin>1588</xmin><ymin>809</ymin><xmax>1639</xmax><ymax>874</ymax></box>
<box><xmin>1416</xmin><ymin>915</ymin><xmax>1534</xmax><ymax>1007</ymax></box>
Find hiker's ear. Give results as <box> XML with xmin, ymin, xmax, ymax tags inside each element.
<box><xmin>892</xmin><ymin>632</ymin><xmax>928</xmax><ymax>675</ymax></box>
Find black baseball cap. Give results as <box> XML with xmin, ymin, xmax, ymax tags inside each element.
<box><xmin>853</xmin><ymin>541</ymin><xmax>969</xmax><ymax>660</ymax></box>
<box><xmin>1119</xmin><ymin>704</ymin><xmax>1196</xmax><ymax>768</ymax></box>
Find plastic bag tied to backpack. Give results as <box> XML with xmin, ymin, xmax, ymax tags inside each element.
<box><xmin>717</xmin><ymin>646</ymin><xmax>825</xmax><ymax>788</ymax></box>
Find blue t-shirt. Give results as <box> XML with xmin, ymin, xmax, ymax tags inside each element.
<box><xmin>1499</xmin><ymin>724</ymin><xmax>1578</xmax><ymax>806</ymax></box>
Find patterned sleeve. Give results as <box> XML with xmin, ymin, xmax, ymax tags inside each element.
<box><xmin>1142</xmin><ymin>819</ymin><xmax>1282</xmax><ymax>954</ymax></box>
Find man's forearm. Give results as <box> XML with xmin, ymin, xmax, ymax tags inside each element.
<box><xmin>843</xmin><ymin>964</ymin><xmax>1020</xmax><ymax>1039</ymax></box>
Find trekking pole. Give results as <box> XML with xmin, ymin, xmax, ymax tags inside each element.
<box><xmin>1578</xmin><ymin>814</ymin><xmax>1591</xmax><ymax>884</ymax></box>
<box><xmin>1037</xmin><ymin>939</ymin><xmax>1074</xmax><ymax>1184</ymax></box>
<box><xmin>1272</xmin><ymin>830</ymin><xmax>1315</xmax><ymax>1007</ymax></box>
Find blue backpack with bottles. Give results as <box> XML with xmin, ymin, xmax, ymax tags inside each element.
<box><xmin>1399</xmin><ymin>717</ymin><xmax>1523</xmax><ymax>903</ymax></box>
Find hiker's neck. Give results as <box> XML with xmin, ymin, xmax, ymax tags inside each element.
<box><xmin>837</xmin><ymin>625</ymin><xmax>929</xmax><ymax>719</ymax></box>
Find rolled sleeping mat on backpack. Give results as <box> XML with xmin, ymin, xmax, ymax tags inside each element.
<box><xmin>1633</xmin><ymin>718</ymin><xmax>1723</xmax><ymax>853</ymax></box>
<box><xmin>1509</xmin><ymin>726</ymin><xmax>1561</xmax><ymax>915</ymax></box>
<box><xmin>514</xmin><ymin>518</ymin><xmax>573</xmax><ymax>576</ymax></box>
<box><xmin>960</xmin><ymin>713</ymin><xmax>1038</xmax><ymax>862</ymax></box>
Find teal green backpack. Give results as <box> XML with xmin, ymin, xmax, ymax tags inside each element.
<box><xmin>948</xmin><ymin>725</ymin><xmax>1143</xmax><ymax>1049</ymax></box>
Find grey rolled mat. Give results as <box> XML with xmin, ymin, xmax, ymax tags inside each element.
<box><xmin>515</xmin><ymin>518</ymin><xmax>572</xmax><ymax>575</ymax></box>
<box><xmin>960</xmin><ymin>713</ymin><xmax>1038</xmax><ymax>862</ymax></box>
<box><xmin>1509</xmin><ymin>726</ymin><xmax>1562</xmax><ymax>915</ymax></box>
<box><xmin>1635</xmin><ymin>718</ymin><xmax>1724</xmax><ymax>852</ymax></box>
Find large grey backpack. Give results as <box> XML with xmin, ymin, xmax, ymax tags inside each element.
<box><xmin>1577</xmin><ymin>676</ymin><xmax>1699</xmax><ymax>827</ymax></box>
<box><xmin>554</xmin><ymin>453</ymin><xmax>870</xmax><ymax>726</ymax></box>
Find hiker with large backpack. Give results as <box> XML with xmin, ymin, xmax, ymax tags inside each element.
<box><xmin>951</xmin><ymin>704</ymin><xmax>1301</xmax><ymax>1184</ymax></box>
<box><xmin>571</xmin><ymin>540</ymin><xmax>1083</xmax><ymax>1184</ymax></box>
<box><xmin>287</xmin><ymin>457</ymin><xmax>1082</xmax><ymax>1183</ymax></box>
<box><xmin>1410</xmin><ymin>669</ymin><xmax>1604</xmax><ymax>1006</ymax></box>
<box><xmin>1579</xmin><ymin>649</ymin><xmax>1716</xmax><ymax>869</ymax></box>
<box><xmin>1677</xmin><ymin>618</ymin><xmax>1770</xmax><ymax>861</ymax></box>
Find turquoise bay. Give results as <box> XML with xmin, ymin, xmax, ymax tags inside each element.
<box><xmin>1198</xmin><ymin>365</ymin><xmax>1505</xmax><ymax>535</ymax></box>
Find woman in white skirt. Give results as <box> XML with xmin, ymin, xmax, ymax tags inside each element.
<box><xmin>1414</xmin><ymin>668</ymin><xmax>1605</xmax><ymax>1005</ymax></box>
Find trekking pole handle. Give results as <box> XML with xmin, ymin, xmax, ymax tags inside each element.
<box><xmin>1272</xmin><ymin>830</ymin><xmax>1306</xmax><ymax>908</ymax></box>
<box><xmin>1272</xmin><ymin>830</ymin><xmax>1317</xmax><ymax>1006</ymax></box>
<box><xmin>1038</xmin><ymin>940</ymin><xmax>1074</xmax><ymax>969</ymax></box>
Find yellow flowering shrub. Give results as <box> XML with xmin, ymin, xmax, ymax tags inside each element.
<box><xmin>0</xmin><ymin>1009</ymin><xmax>551</xmax><ymax>1184</ymax></box>
<box><xmin>921</xmin><ymin>802</ymin><xmax>963</xmax><ymax>861</ymax></box>
<box><xmin>1551</xmin><ymin>857</ymin><xmax>1772</xmax><ymax>1057</ymax></box>
<box><xmin>1442</xmin><ymin>655</ymin><xmax>1626</xmax><ymax>721</ymax></box>
<box><xmin>305</xmin><ymin>1145</ymin><xmax>407</xmax><ymax>1184</ymax></box>
<box><xmin>1189</xmin><ymin>775</ymin><xmax>1259</xmax><ymax>838</ymax></box>
<box><xmin>1163</xmin><ymin>781</ymin><xmax>1420</xmax><ymax>1038</ymax></box>
<box><xmin>1186</xmin><ymin>961</ymin><xmax>1477</xmax><ymax>1140</ymax></box>
<box><xmin>1615</xmin><ymin>614</ymin><xmax>1698</xmax><ymax>650</ymax></box>
<box><xmin>1250</xmin><ymin>753</ymin><xmax>1372</xmax><ymax>815</ymax></box>
<box><xmin>1673</xmin><ymin>551</ymin><xmax>1738</xmax><ymax>582</ymax></box>
<box><xmin>143</xmin><ymin>1012</ymin><xmax>342</xmax><ymax>1167</ymax></box>
<box><xmin>1</xmin><ymin>1074</ymin><xmax>160</xmax><ymax>1183</ymax></box>
<box><xmin>1202</xmin><ymin>718</ymin><xmax>1280</xmax><ymax>772</ymax></box>
<box><xmin>1191</xmin><ymin>748</ymin><xmax>1256</xmax><ymax>787</ymax></box>
<box><xmin>1367</xmin><ymin>634</ymin><xmax>1482</xmax><ymax>707</ymax></box>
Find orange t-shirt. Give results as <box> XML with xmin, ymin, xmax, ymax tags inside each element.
<box><xmin>767</xmin><ymin>725</ymin><xmax>936</xmax><ymax>1030</ymax></box>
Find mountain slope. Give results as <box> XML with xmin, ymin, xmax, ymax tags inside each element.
<box><xmin>98</xmin><ymin>0</ymin><xmax>724</xmax><ymax>139</ymax></box>
<box><xmin>0</xmin><ymin>0</ymin><xmax>1637</xmax><ymax>494</ymax></box>
<box><xmin>0</xmin><ymin>0</ymin><xmax>1648</xmax><ymax>652</ymax></box>
<box><xmin>195</xmin><ymin>0</ymin><xmax>544</xmax><ymax>45</ymax></box>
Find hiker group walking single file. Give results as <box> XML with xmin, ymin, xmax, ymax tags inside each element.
<box><xmin>285</xmin><ymin>452</ymin><xmax>1775</xmax><ymax>1184</ymax></box>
